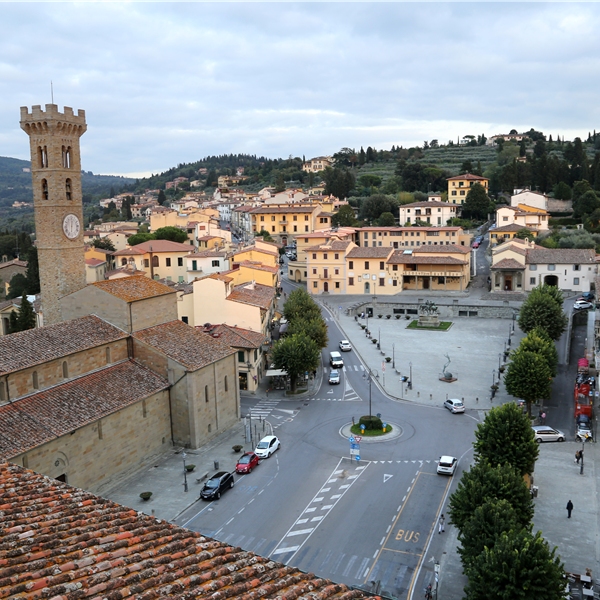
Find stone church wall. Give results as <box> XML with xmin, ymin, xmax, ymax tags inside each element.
<box><xmin>12</xmin><ymin>388</ymin><xmax>172</xmax><ymax>494</ymax></box>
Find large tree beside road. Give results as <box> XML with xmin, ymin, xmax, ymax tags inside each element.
<box><xmin>504</xmin><ymin>350</ymin><xmax>552</xmax><ymax>417</ymax></box>
<box><xmin>518</xmin><ymin>284</ymin><xmax>567</xmax><ymax>341</ymax></box>
<box><xmin>473</xmin><ymin>403</ymin><xmax>539</xmax><ymax>476</ymax></box>
<box><xmin>448</xmin><ymin>461</ymin><xmax>534</xmax><ymax>532</ymax></box>
<box><xmin>271</xmin><ymin>333</ymin><xmax>320</xmax><ymax>392</ymax></box>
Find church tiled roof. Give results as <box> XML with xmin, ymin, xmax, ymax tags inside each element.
<box><xmin>134</xmin><ymin>320</ymin><xmax>235</xmax><ymax>370</ymax></box>
<box><xmin>0</xmin><ymin>462</ymin><xmax>371</xmax><ymax>600</ymax></box>
<box><xmin>93</xmin><ymin>274</ymin><xmax>175</xmax><ymax>302</ymax></box>
<box><xmin>0</xmin><ymin>360</ymin><xmax>169</xmax><ymax>459</ymax></box>
<box><xmin>0</xmin><ymin>315</ymin><xmax>127</xmax><ymax>376</ymax></box>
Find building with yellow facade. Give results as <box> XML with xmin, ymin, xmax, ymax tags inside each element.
<box><xmin>447</xmin><ymin>173</ymin><xmax>489</xmax><ymax>205</ymax></box>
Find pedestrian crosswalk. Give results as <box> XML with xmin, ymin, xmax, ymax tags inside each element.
<box><xmin>311</xmin><ymin>378</ymin><xmax>361</xmax><ymax>402</ymax></box>
<box><xmin>324</xmin><ymin>365</ymin><xmax>365</xmax><ymax>373</ymax></box>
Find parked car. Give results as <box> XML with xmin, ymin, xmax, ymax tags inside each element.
<box><xmin>200</xmin><ymin>471</ymin><xmax>235</xmax><ymax>500</ymax></box>
<box><xmin>255</xmin><ymin>435</ymin><xmax>281</xmax><ymax>458</ymax></box>
<box><xmin>235</xmin><ymin>452</ymin><xmax>260</xmax><ymax>474</ymax></box>
<box><xmin>437</xmin><ymin>455</ymin><xmax>458</xmax><ymax>475</ymax></box>
<box><xmin>574</xmin><ymin>300</ymin><xmax>593</xmax><ymax>311</ymax></box>
<box><xmin>444</xmin><ymin>398</ymin><xmax>465</xmax><ymax>414</ymax></box>
<box><xmin>472</xmin><ymin>241</ymin><xmax>480</xmax><ymax>249</ymax></box>
<box><xmin>328</xmin><ymin>369</ymin><xmax>340</xmax><ymax>384</ymax></box>
<box><xmin>531</xmin><ymin>426</ymin><xmax>565</xmax><ymax>443</ymax></box>
<box><xmin>578</xmin><ymin>292</ymin><xmax>595</xmax><ymax>302</ymax></box>
<box><xmin>576</xmin><ymin>415</ymin><xmax>593</xmax><ymax>441</ymax></box>
<box><xmin>339</xmin><ymin>340</ymin><xmax>352</xmax><ymax>352</ymax></box>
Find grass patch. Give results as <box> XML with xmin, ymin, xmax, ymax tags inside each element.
<box><xmin>407</xmin><ymin>320</ymin><xmax>453</xmax><ymax>331</ymax></box>
<box><xmin>350</xmin><ymin>423</ymin><xmax>393</xmax><ymax>437</ymax></box>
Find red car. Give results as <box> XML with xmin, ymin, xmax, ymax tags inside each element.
<box><xmin>472</xmin><ymin>241</ymin><xmax>480</xmax><ymax>249</ymax></box>
<box><xmin>236</xmin><ymin>452</ymin><xmax>260</xmax><ymax>474</ymax></box>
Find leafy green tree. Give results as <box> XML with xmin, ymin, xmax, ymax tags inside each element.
<box><xmin>504</xmin><ymin>350</ymin><xmax>552</xmax><ymax>416</ymax></box>
<box><xmin>16</xmin><ymin>294</ymin><xmax>36</xmax><ymax>331</ymax></box>
<box><xmin>458</xmin><ymin>499</ymin><xmax>523</xmax><ymax>570</ymax></box>
<box><xmin>377</xmin><ymin>212</ymin><xmax>396</xmax><ymax>226</ymax></box>
<box><xmin>360</xmin><ymin>194</ymin><xmax>394</xmax><ymax>222</ymax></box>
<box><xmin>448</xmin><ymin>461</ymin><xmax>534</xmax><ymax>532</ymax></box>
<box><xmin>92</xmin><ymin>238</ymin><xmax>116</xmax><ymax>252</ymax></box>
<box><xmin>287</xmin><ymin>317</ymin><xmax>328</xmax><ymax>349</ymax></box>
<box><xmin>157</xmin><ymin>190</ymin><xmax>167</xmax><ymax>205</ymax></box>
<box><xmin>7</xmin><ymin>273</ymin><xmax>27</xmax><ymax>299</ymax></box>
<box><xmin>255</xmin><ymin>229</ymin><xmax>275</xmax><ymax>242</ymax></box>
<box><xmin>24</xmin><ymin>246</ymin><xmax>40</xmax><ymax>295</ymax></box>
<box><xmin>473</xmin><ymin>403</ymin><xmax>539</xmax><ymax>476</ymax></box>
<box><xmin>463</xmin><ymin>530</ymin><xmax>565</xmax><ymax>600</ymax></box>
<box><xmin>283</xmin><ymin>288</ymin><xmax>321</xmax><ymax>322</ymax></box>
<box><xmin>573</xmin><ymin>189</ymin><xmax>600</xmax><ymax>219</ymax></box>
<box><xmin>275</xmin><ymin>172</ymin><xmax>285</xmax><ymax>193</ymax></box>
<box><xmin>553</xmin><ymin>181</ymin><xmax>572</xmax><ymax>200</ymax></box>
<box><xmin>358</xmin><ymin>174</ymin><xmax>382</xmax><ymax>189</ymax></box>
<box><xmin>127</xmin><ymin>233</ymin><xmax>155</xmax><ymax>246</ymax></box>
<box><xmin>572</xmin><ymin>179</ymin><xmax>592</xmax><ymax>202</ymax></box>
<box><xmin>513</xmin><ymin>228</ymin><xmax>535</xmax><ymax>241</ymax></box>
<box><xmin>331</xmin><ymin>204</ymin><xmax>359</xmax><ymax>227</ymax></box>
<box><xmin>462</xmin><ymin>183</ymin><xmax>493</xmax><ymax>220</ymax></box>
<box><xmin>271</xmin><ymin>333</ymin><xmax>320</xmax><ymax>392</ymax></box>
<box><xmin>518</xmin><ymin>287</ymin><xmax>567</xmax><ymax>340</ymax></box>
<box><xmin>322</xmin><ymin>167</ymin><xmax>355</xmax><ymax>199</ymax></box>
<box><xmin>154</xmin><ymin>226</ymin><xmax>189</xmax><ymax>243</ymax></box>
<box><xmin>519</xmin><ymin>327</ymin><xmax>558</xmax><ymax>377</ymax></box>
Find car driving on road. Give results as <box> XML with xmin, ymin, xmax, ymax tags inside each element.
<box><xmin>574</xmin><ymin>300</ymin><xmax>594</xmax><ymax>311</ymax></box>
<box><xmin>200</xmin><ymin>471</ymin><xmax>235</xmax><ymax>500</ymax></box>
<box><xmin>255</xmin><ymin>435</ymin><xmax>281</xmax><ymax>458</ymax></box>
<box><xmin>437</xmin><ymin>456</ymin><xmax>458</xmax><ymax>475</ymax></box>
<box><xmin>328</xmin><ymin>369</ymin><xmax>340</xmax><ymax>384</ymax></box>
<box><xmin>444</xmin><ymin>398</ymin><xmax>465</xmax><ymax>413</ymax></box>
<box><xmin>339</xmin><ymin>340</ymin><xmax>352</xmax><ymax>352</ymax></box>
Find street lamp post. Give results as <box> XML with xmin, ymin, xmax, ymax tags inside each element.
<box><xmin>363</xmin><ymin>367</ymin><xmax>379</xmax><ymax>418</ymax></box>
<box><xmin>498</xmin><ymin>353</ymin><xmax>502</xmax><ymax>371</ymax></box>
<box><xmin>366</xmin><ymin>312</ymin><xmax>369</xmax><ymax>337</ymax></box>
<box><xmin>377</xmin><ymin>327</ymin><xmax>381</xmax><ymax>350</ymax></box>
<box><xmin>434</xmin><ymin>560</ymin><xmax>440</xmax><ymax>599</ymax></box>
<box><xmin>492</xmin><ymin>369</ymin><xmax>496</xmax><ymax>386</ymax></box>
<box><xmin>182</xmin><ymin>451</ymin><xmax>188</xmax><ymax>493</ymax></box>
<box><xmin>392</xmin><ymin>344</ymin><xmax>395</xmax><ymax>369</ymax></box>
<box><xmin>409</xmin><ymin>361</ymin><xmax>413</xmax><ymax>389</ymax></box>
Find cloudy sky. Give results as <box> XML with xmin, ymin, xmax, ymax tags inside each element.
<box><xmin>1</xmin><ymin>2</ymin><xmax>600</xmax><ymax>177</ymax></box>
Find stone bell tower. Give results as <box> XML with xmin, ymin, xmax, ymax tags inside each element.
<box><xmin>20</xmin><ymin>104</ymin><xmax>87</xmax><ymax>325</ymax></box>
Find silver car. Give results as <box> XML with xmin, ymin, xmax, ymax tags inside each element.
<box><xmin>328</xmin><ymin>369</ymin><xmax>340</xmax><ymax>385</ymax></box>
<box><xmin>444</xmin><ymin>398</ymin><xmax>465</xmax><ymax>414</ymax></box>
<box><xmin>531</xmin><ymin>426</ymin><xmax>565</xmax><ymax>443</ymax></box>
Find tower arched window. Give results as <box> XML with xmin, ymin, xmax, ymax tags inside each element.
<box><xmin>62</xmin><ymin>146</ymin><xmax>71</xmax><ymax>169</ymax></box>
<box><xmin>106</xmin><ymin>347</ymin><xmax>111</xmax><ymax>364</ymax></box>
<box><xmin>224</xmin><ymin>376</ymin><xmax>228</xmax><ymax>392</ymax></box>
<box><xmin>205</xmin><ymin>385</ymin><xmax>209</xmax><ymax>403</ymax></box>
<box><xmin>42</xmin><ymin>179</ymin><xmax>49</xmax><ymax>200</ymax></box>
<box><xmin>62</xmin><ymin>361</ymin><xmax>68</xmax><ymax>378</ymax></box>
<box><xmin>152</xmin><ymin>256</ymin><xmax>159</xmax><ymax>267</ymax></box>
<box><xmin>32</xmin><ymin>371</ymin><xmax>39</xmax><ymax>389</ymax></box>
<box><xmin>121</xmin><ymin>258</ymin><xmax>128</xmax><ymax>266</ymax></box>
<box><xmin>38</xmin><ymin>146</ymin><xmax>48</xmax><ymax>169</ymax></box>
<box><xmin>65</xmin><ymin>179</ymin><xmax>72</xmax><ymax>201</ymax></box>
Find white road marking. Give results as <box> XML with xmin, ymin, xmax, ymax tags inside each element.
<box><xmin>297</xmin><ymin>518</ymin><xmax>308</xmax><ymax>524</ymax></box>
<box><xmin>340</xmin><ymin>484</ymin><xmax>350</xmax><ymax>489</ymax></box>
<box><xmin>311</xmin><ymin>516</ymin><xmax>323</xmax><ymax>522</ymax></box>
<box><xmin>287</xmin><ymin>528</ymin><xmax>314</xmax><ymax>537</ymax></box>
<box><xmin>331</xmin><ymin>494</ymin><xmax>341</xmax><ymax>499</ymax></box>
<box><xmin>314</xmin><ymin>497</ymin><xmax>324</xmax><ymax>502</ymax></box>
<box><xmin>322</xmin><ymin>504</ymin><xmax>333</xmax><ymax>510</ymax></box>
<box><xmin>304</xmin><ymin>507</ymin><xmax>316</xmax><ymax>513</ymax></box>
<box><xmin>272</xmin><ymin>546</ymin><xmax>299</xmax><ymax>555</ymax></box>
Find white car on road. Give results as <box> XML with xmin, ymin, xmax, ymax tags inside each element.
<box><xmin>437</xmin><ymin>456</ymin><xmax>458</xmax><ymax>475</ymax></box>
<box><xmin>444</xmin><ymin>398</ymin><xmax>465</xmax><ymax>413</ymax></box>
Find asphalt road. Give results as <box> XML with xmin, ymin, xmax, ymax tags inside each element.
<box><xmin>176</xmin><ymin>271</ymin><xmax>479</xmax><ymax>600</ymax></box>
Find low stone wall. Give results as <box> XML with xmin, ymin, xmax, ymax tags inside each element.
<box><xmin>350</xmin><ymin>301</ymin><xmax>519</xmax><ymax>319</ymax></box>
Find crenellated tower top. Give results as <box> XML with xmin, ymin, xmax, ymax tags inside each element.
<box><xmin>20</xmin><ymin>104</ymin><xmax>87</xmax><ymax>137</ymax></box>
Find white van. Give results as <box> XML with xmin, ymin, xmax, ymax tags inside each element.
<box><xmin>329</xmin><ymin>351</ymin><xmax>344</xmax><ymax>368</ymax></box>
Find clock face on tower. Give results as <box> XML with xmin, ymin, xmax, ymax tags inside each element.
<box><xmin>62</xmin><ymin>213</ymin><xmax>81</xmax><ymax>239</ymax></box>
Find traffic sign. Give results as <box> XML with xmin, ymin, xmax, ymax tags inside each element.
<box><xmin>350</xmin><ymin>448</ymin><xmax>359</xmax><ymax>456</ymax></box>
<box><xmin>354</xmin><ymin>436</ymin><xmax>362</xmax><ymax>443</ymax></box>
<box><xmin>355</xmin><ymin>455</ymin><xmax>360</xmax><ymax>461</ymax></box>
<box><xmin>350</xmin><ymin>443</ymin><xmax>359</xmax><ymax>450</ymax></box>
<box><xmin>349</xmin><ymin>436</ymin><xmax>355</xmax><ymax>443</ymax></box>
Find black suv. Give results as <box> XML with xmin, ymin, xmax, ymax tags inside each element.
<box><xmin>200</xmin><ymin>471</ymin><xmax>235</xmax><ymax>500</ymax></box>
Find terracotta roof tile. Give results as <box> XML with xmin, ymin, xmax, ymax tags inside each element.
<box><xmin>411</xmin><ymin>244</ymin><xmax>471</xmax><ymax>255</ymax></box>
<box><xmin>491</xmin><ymin>224</ymin><xmax>538</xmax><ymax>233</ymax></box>
<box><xmin>0</xmin><ymin>259</ymin><xmax>27</xmax><ymax>269</ymax></box>
<box><xmin>93</xmin><ymin>274</ymin><xmax>175</xmax><ymax>302</ymax></box>
<box><xmin>186</xmin><ymin>250</ymin><xmax>227</xmax><ymax>258</ymax></box>
<box><xmin>0</xmin><ymin>361</ymin><xmax>169</xmax><ymax>459</ymax></box>
<box><xmin>114</xmin><ymin>240</ymin><xmax>193</xmax><ymax>255</ymax></box>
<box><xmin>227</xmin><ymin>282</ymin><xmax>275</xmax><ymax>310</ymax></box>
<box><xmin>306</xmin><ymin>241</ymin><xmax>353</xmax><ymax>252</ymax></box>
<box><xmin>0</xmin><ymin>315</ymin><xmax>127</xmax><ymax>376</ymax></box>
<box><xmin>447</xmin><ymin>173</ymin><xmax>489</xmax><ymax>181</ymax></box>
<box><xmin>526</xmin><ymin>248</ymin><xmax>597</xmax><ymax>265</ymax></box>
<box><xmin>346</xmin><ymin>247</ymin><xmax>394</xmax><ymax>259</ymax></box>
<box><xmin>0</xmin><ymin>462</ymin><xmax>372</xmax><ymax>600</ymax></box>
<box><xmin>134</xmin><ymin>320</ymin><xmax>235</xmax><ymax>370</ymax></box>
<box><xmin>250</xmin><ymin>206</ymin><xmax>317</xmax><ymax>214</ymax></box>
<box><xmin>200</xmin><ymin>324</ymin><xmax>267</xmax><ymax>348</ymax></box>
<box><xmin>85</xmin><ymin>258</ymin><xmax>106</xmax><ymax>266</ymax></box>
<box><xmin>235</xmin><ymin>260</ymin><xmax>279</xmax><ymax>274</ymax></box>
<box><xmin>401</xmin><ymin>201</ymin><xmax>457</xmax><ymax>208</ymax></box>
<box><xmin>492</xmin><ymin>258</ymin><xmax>526</xmax><ymax>270</ymax></box>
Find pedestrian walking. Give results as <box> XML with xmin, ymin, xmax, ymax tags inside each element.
<box><xmin>566</xmin><ymin>499</ymin><xmax>573</xmax><ymax>518</ymax></box>
<box><xmin>541</xmin><ymin>411</ymin><xmax>546</xmax><ymax>424</ymax></box>
<box><xmin>438</xmin><ymin>514</ymin><xmax>445</xmax><ymax>533</ymax></box>
<box><xmin>424</xmin><ymin>584</ymin><xmax>432</xmax><ymax>600</ymax></box>
<box><xmin>575</xmin><ymin>450</ymin><xmax>583</xmax><ymax>464</ymax></box>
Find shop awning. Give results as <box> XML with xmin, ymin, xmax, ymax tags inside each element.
<box><xmin>266</xmin><ymin>369</ymin><xmax>287</xmax><ymax>377</ymax></box>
